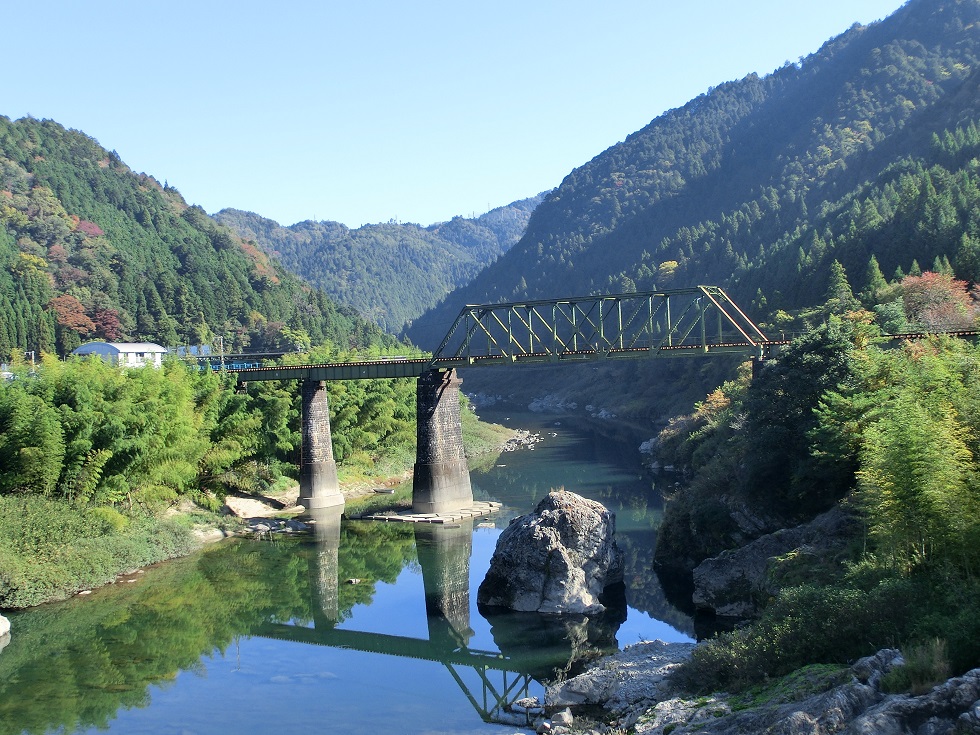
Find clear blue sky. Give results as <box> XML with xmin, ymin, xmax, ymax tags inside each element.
<box><xmin>5</xmin><ymin>0</ymin><xmax>906</xmax><ymax>228</ymax></box>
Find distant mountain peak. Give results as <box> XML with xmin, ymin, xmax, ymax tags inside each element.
<box><xmin>214</xmin><ymin>193</ymin><xmax>545</xmax><ymax>334</ymax></box>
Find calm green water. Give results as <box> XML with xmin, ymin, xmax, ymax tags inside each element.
<box><xmin>0</xmin><ymin>414</ymin><xmax>692</xmax><ymax>735</ymax></box>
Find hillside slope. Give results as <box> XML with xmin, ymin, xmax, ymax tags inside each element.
<box><xmin>407</xmin><ymin>0</ymin><xmax>980</xmax><ymax>349</ymax></box>
<box><xmin>0</xmin><ymin>117</ymin><xmax>395</xmax><ymax>359</ymax></box>
<box><xmin>214</xmin><ymin>194</ymin><xmax>543</xmax><ymax>334</ymax></box>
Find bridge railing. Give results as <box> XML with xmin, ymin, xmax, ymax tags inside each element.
<box><xmin>430</xmin><ymin>286</ymin><xmax>769</xmax><ymax>367</ymax></box>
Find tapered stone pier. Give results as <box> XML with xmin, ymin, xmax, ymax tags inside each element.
<box><xmin>412</xmin><ymin>369</ymin><xmax>473</xmax><ymax>514</ymax></box>
<box><xmin>298</xmin><ymin>380</ymin><xmax>344</xmax><ymax>510</ymax></box>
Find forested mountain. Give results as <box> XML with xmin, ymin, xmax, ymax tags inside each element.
<box><xmin>213</xmin><ymin>194</ymin><xmax>543</xmax><ymax>334</ymax></box>
<box><xmin>407</xmin><ymin>0</ymin><xmax>980</xmax><ymax>349</ymax></box>
<box><xmin>0</xmin><ymin>117</ymin><xmax>395</xmax><ymax>360</ymax></box>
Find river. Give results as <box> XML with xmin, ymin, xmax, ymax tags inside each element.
<box><xmin>0</xmin><ymin>413</ymin><xmax>693</xmax><ymax>735</ymax></box>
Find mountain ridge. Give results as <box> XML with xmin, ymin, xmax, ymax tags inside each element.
<box><xmin>214</xmin><ymin>193</ymin><xmax>544</xmax><ymax>334</ymax></box>
<box><xmin>0</xmin><ymin>116</ymin><xmax>396</xmax><ymax>359</ymax></box>
<box><xmin>406</xmin><ymin>0</ymin><xmax>980</xmax><ymax>350</ymax></box>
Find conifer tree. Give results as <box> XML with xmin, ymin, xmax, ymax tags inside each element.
<box><xmin>825</xmin><ymin>260</ymin><xmax>859</xmax><ymax>315</ymax></box>
<box><xmin>860</xmin><ymin>255</ymin><xmax>888</xmax><ymax>306</ymax></box>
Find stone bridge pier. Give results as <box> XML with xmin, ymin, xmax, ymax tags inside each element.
<box><xmin>296</xmin><ymin>369</ymin><xmax>474</xmax><ymax>515</ymax></box>
<box><xmin>412</xmin><ymin>369</ymin><xmax>473</xmax><ymax>514</ymax></box>
<box><xmin>298</xmin><ymin>380</ymin><xmax>344</xmax><ymax>510</ymax></box>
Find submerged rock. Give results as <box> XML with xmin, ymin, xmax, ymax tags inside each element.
<box><xmin>478</xmin><ymin>490</ymin><xmax>624</xmax><ymax>615</ymax></box>
<box><xmin>244</xmin><ymin>517</ymin><xmax>310</xmax><ymax>536</ymax></box>
<box><xmin>0</xmin><ymin>614</ymin><xmax>9</xmax><ymax>637</ymax></box>
<box><xmin>483</xmin><ymin>607</ymin><xmax>622</xmax><ymax>683</ymax></box>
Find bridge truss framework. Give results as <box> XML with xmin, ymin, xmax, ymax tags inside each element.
<box><xmin>231</xmin><ymin>287</ymin><xmax>769</xmax><ymax>382</ymax></box>
<box><xmin>430</xmin><ymin>286</ymin><xmax>769</xmax><ymax>368</ymax></box>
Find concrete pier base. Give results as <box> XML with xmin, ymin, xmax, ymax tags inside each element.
<box><xmin>362</xmin><ymin>500</ymin><xmax>501</xmax><ymax>524</ymax></box>
<box><xmin>412</xmin><ymin>369</ymin><xmax>473</xmax><ymax>514</ymax></box>
<box><xmin>299</xmin><ymin>380</ymin><xmax>344</xmax><ymax>510</ymax></box>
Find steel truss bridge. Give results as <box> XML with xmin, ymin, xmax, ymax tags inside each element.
<box><xmin>234</xmin><ymin>286</ymin><xmax>770</xmax><ymax>382</ymax></box>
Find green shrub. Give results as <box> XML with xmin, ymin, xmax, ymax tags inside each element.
<box><xmin>0</xmin><ymin>495</ymin><xmax>95</xmax><ymax>553</ymax></box>
<box><xmin>87</xmin><ymin>506</ymin><xmax>129</xmax><ymax>532</ymax></box>
<box><xmin>882</xmin><ymin>638</ymin><xmax>950</xmax><ymax>695</ymax></box>
<box><xmin>909</xmin><ymin>576</ymin><xmax>980</xmax><ymax>674</ymax></box>
<box><xmin>673</xmin><ymin>580</ymin><xmax>918</xmax><ymax>693</ymax></box>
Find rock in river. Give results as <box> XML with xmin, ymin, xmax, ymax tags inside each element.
<box><xmin>477</xmin><ymin>489</ymin><xmax>624</xmax><ymax>614</ymax></box>
<box><xmin>0</xmin><ymin>614</ymin><xmax>9</xmax><ymax>653</ymax></box>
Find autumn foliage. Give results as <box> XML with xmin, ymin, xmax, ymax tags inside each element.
<box><xmin>74</xmin><ymin>219</ymin><xmax>104</xmax><ymax>238</ymax></box>
<box><xmin>48</xmin><ymin>294</ymin><xmax>95</xmax><ymax>334</ymax></box>
<box><xmin>898</xmin><ymin>272</ymin><xmax>977</xmax><ymax>331</ymax></box>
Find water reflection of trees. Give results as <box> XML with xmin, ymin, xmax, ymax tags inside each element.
<box><xmin>0</xmin><ymin>417</ymin><xmax>699</xmax><ymax>735</ymax></box>
<box><xmin>0</xmin><ymin>525</ymin><xmax>417</xmax><ymax>735</ymax></box>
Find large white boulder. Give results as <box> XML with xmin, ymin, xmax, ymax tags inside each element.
<box><xmin>478</xmin><ymin>489</ymin><xmax>623</xmax><ymax>614</ymax></box>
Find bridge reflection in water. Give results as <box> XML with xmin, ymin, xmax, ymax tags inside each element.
<box><xmin>256</xmin><ymin>507</ymin><xmax>622</xmax><ymax>727</ymax></box>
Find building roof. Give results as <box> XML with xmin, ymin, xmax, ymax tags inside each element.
<box><xmin>73</xmin><ymin>341</ymin><xmax>168</xmax><ymax>354</ymax></box>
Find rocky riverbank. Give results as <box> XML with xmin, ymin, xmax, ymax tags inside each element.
<box><xmin>543</xmin><ymin>640</ymin><xmax>695</xmax><ymax>732</ymax></box>
<box><xmin>501</xmin><ymin>429</ymin><xmax>548</xmax><ymax>451</ymax></box>
<box><xmin>477</xmin><ymin>490</ymin><xmax>980</xmax><ymax>735</ymax></box>
<box><xmin>503</xmin><ymin>641</ymin><xmax>980</xmax><ymax>735</ymax></box>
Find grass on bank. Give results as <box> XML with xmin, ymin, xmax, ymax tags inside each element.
<box><xmin>342</xmin><ymin>410</ymin><xmax>515</xmax><ymax>518</ymax></box>
<box><xmin>0</xmin><ymin>496</ymin><xmax>201</xmax><ymax>609</ymax></box>
<box><xmin>330</xmin><ymin>396</ymin><xmax>514</xmax><ymax>488</ymax></box>
<box><xmin>0</xmin><ymin>487</ymin><xmax>411</xmax><ymax>610</ymax></box>
<box><xmin>881</xmin><ymin>638</ymin><xmax>952</xmax><ymax>695</ymax></box>
<box><xmin>461</xmin><ymin>405</ymin><xmax>516</xmax><ymax>460</ymax></box>
<box><xmin>344</xmin><ymin>485</ymin><xmax>414</xmax><ymax>518</ymax></box>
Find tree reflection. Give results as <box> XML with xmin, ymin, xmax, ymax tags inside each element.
<box><xmin>0</xmin><ymin>524</ymin><xmax>417</xmax><ymax>735</ymax></box>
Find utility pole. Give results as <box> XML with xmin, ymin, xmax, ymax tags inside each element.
<box><xmin>218</xmin><ymin>336</ymin><xmax>225</xmax><ymax>371</ymax></box>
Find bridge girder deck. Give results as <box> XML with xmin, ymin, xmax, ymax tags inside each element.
<box><xmin>232</xmin><ymin>358</ymin><xmax>432</xmax><ymax>382</ymax></box>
